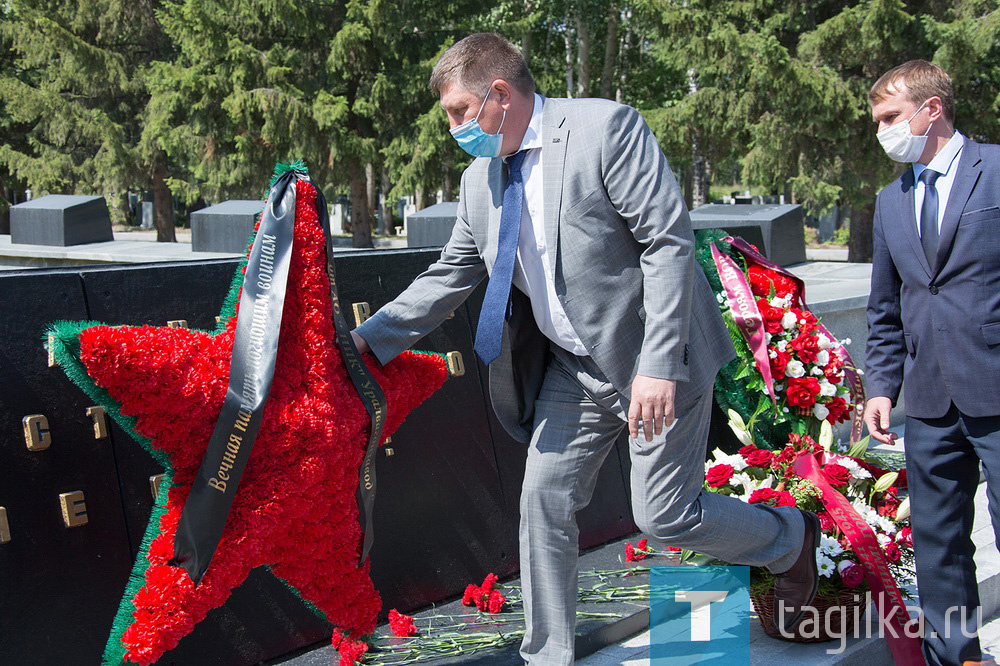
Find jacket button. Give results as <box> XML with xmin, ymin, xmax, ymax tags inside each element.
<box><xmin>929</xmin><ymin>285</ymin><xmax>939</xmax><ymax>295</ymax></box>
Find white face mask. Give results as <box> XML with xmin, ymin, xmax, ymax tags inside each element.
<box><xmin>876</xmin><ymin>99</ymin><xmax>932</xmax><ymax>163</ymax></box>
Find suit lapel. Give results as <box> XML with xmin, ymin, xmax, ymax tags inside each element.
<box><xmin>935</xmin><ymin>140</ymin><xmax>982</xmax><ymax>273</ymax></box>
<box><xmin>898</xmin><ymin>169</ymin><xmax>932</xmax><ymax>277</ymax></box>
<box><xmin>541</xmin><ymin>102</ymin><xmax>568</xmax><ymax>275</ymax></box>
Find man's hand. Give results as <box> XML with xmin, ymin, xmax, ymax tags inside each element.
<box><xmin>351</xmin><ymin>330</ymin><xmax>370</xmax><ymax>355</ymax></box>
<box><xmin>863</xmin><ymin>396</ymin><xmax>897</xmax><ymax>445</ymax></box>
<box><xmin>628</xmin><ymin>375</ymin><xmax>676</xmax><ymax>442</ymax></box>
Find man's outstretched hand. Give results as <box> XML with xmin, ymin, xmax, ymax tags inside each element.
<box><xmin>863</xmin><ymin>396</ymin><xmax>898</xmax><ymax>445</ymax></box>
<box><xmin>351</xmin><ymin>330</ymin><xmax>370</xmax><ymax>355</ymax></box>
<box><xmin>629</xmin><ymin>375</ymin><xmax>676</xmax><ymax>442</ymax></box>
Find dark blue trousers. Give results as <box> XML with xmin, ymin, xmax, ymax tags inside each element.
<box><xmin>905</xmin><ymin>404</ymin><xmax>1000</xmax><ymax>666</ymax></box>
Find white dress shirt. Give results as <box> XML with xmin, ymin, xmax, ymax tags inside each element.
<box><xmin>506</xmin><ymin>94</ymin><xmax>588</xmax><ymax>355</ymax></box>
<box><xmin>913</xmin><ymin>131</ymin><xmax>965</xmax><ymax>235</ymax></box>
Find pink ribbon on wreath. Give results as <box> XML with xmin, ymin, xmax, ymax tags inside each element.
<box><xmin>793</xmin><ymin>452</ymin><xmax>925</xmax><ymax>665</ymax></box>
<box><xmin>710</xmin><ymin>242</ymin><xmax>777</xmax><ymax>404</ymax></box>
<box><xmin>719</xmin><ymin>236</ymin><xmax>866</xmax><ymax>443</ymax></box>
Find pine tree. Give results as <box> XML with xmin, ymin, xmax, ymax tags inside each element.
<box><xmin>0</xmin><ymin>0</ymin><xmax>178</xmax><ymax>241</ymax></box>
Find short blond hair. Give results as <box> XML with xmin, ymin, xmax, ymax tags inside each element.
<box><xmin>869</xmin><ymin>60</ymin><xmax>954</xmax><ymax>122</ymax></box>
<box><xmin>430</xmin><ymin>33</ymin><xmax>535</xmax><ymax>97</ymax></box>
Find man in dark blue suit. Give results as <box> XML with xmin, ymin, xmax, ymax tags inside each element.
<box><xmin>866</xmin><ymin>60</ymin><xmax>1000</xmax><ymax>666</ymax></box>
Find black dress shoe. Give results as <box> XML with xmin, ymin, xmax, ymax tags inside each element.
<box><xmin>772</xmin><ymin>510</ymin><xmax>821</xmax><ymax>634</ymax></box>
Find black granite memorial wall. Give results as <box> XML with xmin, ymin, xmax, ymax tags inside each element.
<box><xmin>0</xmin><ymin>250</ymin><xmax>639</xmax><ymax>665</ymax></box>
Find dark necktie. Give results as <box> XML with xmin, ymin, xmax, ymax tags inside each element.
<box><xmin>919</xmin><ymin>168</ymin><xmax>941</xmax><ymax>266</ymax></box>
<box><xmin>475</xmin><ymin>150</ymin><xmax>526</xmax><ymax>365</ymax></box>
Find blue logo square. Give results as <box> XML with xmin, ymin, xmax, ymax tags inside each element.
<box><xmin>650</xmin><ymin>566</ymin><xmax>758</xmax><ymax>664</ymax></box>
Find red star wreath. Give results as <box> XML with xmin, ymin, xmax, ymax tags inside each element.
<box><xmin>47</xmin><ymin>165</ymin><xmax>448</xmax><ymax>665</ymax></box>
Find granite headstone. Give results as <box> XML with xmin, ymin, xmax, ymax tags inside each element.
<box><xmin>10</xmin><ymin>195</ymin><xmax>114</xmax><ymax>246</ymax></box>
<box><xmin>190</xmin><ymin>200</ymin><xmax>265</xmax><ymax>253</ymax></box>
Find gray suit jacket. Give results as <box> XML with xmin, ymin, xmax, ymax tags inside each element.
<box><xmin>866</xmin><ymin>139</ymin><xmax>1000</xmax><ymax>419</ymax></box>
<box><xmin>357</xmin><ymin>97</ymin><xmax>735</xmax><ymax>442</ymax></box>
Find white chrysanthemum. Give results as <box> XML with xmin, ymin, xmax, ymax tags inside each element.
<box><xmin>815</xmin><ymin>349</ymin><xmax>831</xmax><ymax>366</ymax></box>
<box><xmin>707</xmin><ymin>448</ymin><xmax>748</xmax><ymax>472</ymax></box>
<box><xmin>786</xmin><ymin>360</ymin><xmax>805</xmax><ymax>378</ymax></box>
<box><xmin>782</xmin><ymin>311</ymin><xmax>797</xmax><ymax>329</ymax></box>
<box><xmin>820</xmin><ymin>534</ymin><xmax>844</xmax><ymax>557</ymax></box>
<box><xmin>819</xmin><ymin>379</ymin><xmax>837</xmax><ymax>397</ymax></box>
<box><xmin>776</xmin><ymin>340</ymin><xmax>789</xmax><ymax>352</ymax></box>
<box><xmin>817</xmin><ymin>333</ymin><xmax>833</xmax><ymax>350</ymax></box>
<box><xmin>876</xmin><ymin>532</ymin><xmax>892</xmax><ymax>547</ymax></box>
<box><xmin>816</xmin><ymin>553</ymin><xmax>836</xmax><ymax>578</ymax></box>
<box><xmin>813</xmin><ymin>403</ymin><xmax>830</xmax><ymax>420</ymax></box>
<box><xmin>877</xmin><ymin>516</ymin><xmax>898</xmax><ymax>534</ymax></box>
<box><xmin>840</xmin><ymin>458</ymin><xmax>872</xmax><ymax>480</ymax></box>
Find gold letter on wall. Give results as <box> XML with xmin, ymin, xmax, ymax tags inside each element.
<box><xmin>446</xmin><ymin>351</ymin><xmax>466</xmax><ymax>377</ymax></box>
<box><xmin>59</xmin><ymin>491</ymin><xmax>88</xmax><ymax>527</ymax></box>
<box><xmin>86</xmin><ymin>406</ymin><xmax>109</xmax><ymax>439</ymax></box>
<box><xmin>352</xmin><ymin>302</ymin><xmax>371</xmax><ymax>328</ymax></box>
<box><xmin>0</xmin><ymin>507</ymin><xmax>10</xmax><ymax>544</ymax></box>
<box><xmin>149</xmin><ymin>474</ymin><xmax>166</xmax><ymax>501</ymax></box>
<box><xmin>23</xmin><ymin>415</ymin><xmax>51</xmax><ymax>451</ymax></box>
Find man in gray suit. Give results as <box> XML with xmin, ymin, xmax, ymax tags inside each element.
<box><xmin>866</xmin><ymin>60</ymin><xmax>1000</xmax><ymax>666</ymax></box>
<box><xmin>353</xmin><ymin>33</ymin><xmax>817</xmax><ymax>664</ymax></box>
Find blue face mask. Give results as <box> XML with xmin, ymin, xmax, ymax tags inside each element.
<box><xmin>450</xmin><ymin>90</ymin><xmax>506</xmax><ymax>158</ymax></box>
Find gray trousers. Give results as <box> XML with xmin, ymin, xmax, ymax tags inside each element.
<box><xmin>518</xmin><ymin>346</ymin><xmax>805</xmax><ymax>665</ymax></box>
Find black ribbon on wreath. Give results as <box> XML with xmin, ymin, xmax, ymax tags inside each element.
<box><xmin>172</xmin><ymin>165</ymin><xmax>386</xmax><ymax>584</ymax></box>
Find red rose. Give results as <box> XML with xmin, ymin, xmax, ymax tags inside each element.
<box><xmin>822</xmin><ymin>463</ymin><xmax>852</xmax><ymax>487</ymax></box>
<box><xmin>388</xmin><ymin>609</ymin><xmax>417</xmax><ymax>637</ymax></box>
<box><xmin>487</xmin><ymin>591</ymin><xmax>506</xmax><ymax>613</ymax></box>
<box><xmin>706</xmin><ymin>463</ymin><xmax>735</xmax><ymax>488</ymax></box>
<box><xmin>898</xmin><ymin>527</ymin><xmax>913</xmax><ymax>547</ymax></box>
<box><xmin>786</xmin><ymin>377</ymin><xmax>821</xmax><ymax>408</ymax></box>
<box><xmin>757</xmin><ymin>299</ymin><xmax>786</xmax><ymax>334</ymax></box>
<box><xmin>748</xmin><ymin>488</ymin><xmax>778</xmax><ymax>504</ymax></box>
<box><xmin>817</xmin><ymin>511</ymin><xmax>835</xmax><ymax>533</ymax></box>
<box><xmin>748</xmin><ymin>265</ymin><xmax>774</xmax><ymax>297</ymax></box>
<box><xmin>769</xmin><ymin>349</ymin><xmax>791</xmax><ymax>378</ymax></box>
<box><xmin>775</xmin><ymin>491</ymin><xmax>797</xmax><ymax>507</ymax></box>
<box><xmin>790</xmin><ymin>308</ymin><xmax>818</xmax><ymax>333</ymax></box>
<box><xmin>825</xmin><ymin>396</ymin><xmax>851</xmax><ymax>424</ymax></box>
<box><xmin>790</xmin><ymin>331</ymin><xmax>820</xmax><ymax>363</ymax></box>
<box><xmin>884</xmin><ymin>541</ymin><xmax>902</xmax><ymax>563</ymax></box>
<box><xmin>840</xmin><ymin>564</ymin><xmax>864</xmax><ymax>588</ymax></box>
<box><xmin>744</xmin><ymin>448</ymin><xmax>775</xmax><ymax>468</ymax></box>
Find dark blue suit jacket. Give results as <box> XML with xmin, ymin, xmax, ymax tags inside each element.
<box><xmin>866</xmin><ymin>139</ymin><xmax>1000</xmax><ymax>419</ymax></box>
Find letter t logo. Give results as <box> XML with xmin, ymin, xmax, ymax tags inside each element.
<box><xmin>675</xmin><ymin>590</ymin><xmax>728</xmax><ymax>641</ymax></box>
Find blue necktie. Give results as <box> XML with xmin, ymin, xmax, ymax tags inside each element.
<box><xmin>475</xmin><ymin>151</ymin><xmax>526</xmax><ymax>365</ymax></box>
<box><xmin>919</xmin><ymin>168</ymin><xmax>941</xmax><ymax>266</ymax></box>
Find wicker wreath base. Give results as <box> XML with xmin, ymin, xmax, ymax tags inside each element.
<box><xmin>749</xmin><ymin>586</ymin><xmax>869</xmax><ymax>642</ymax></box>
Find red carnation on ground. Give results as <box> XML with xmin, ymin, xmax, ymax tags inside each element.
<box><xmin>790</xmin><ymin>331</ymin><xmax>820</xmax><ymax>363</ymax></box>
<box><xmin>824</xmin><ymin>396</ymin><xmax>851</xmax><ymax>424</ymax></box>
<box><xmin>388</xmin><ymin>609</ymin><xmax>417</xmax><ymax>637</ymax></box>
<box><xmin>462</xmin><ymin>584</ymin><xmax>478</xmax><ymax>606</ymax></box>
<box><xmin>822</xmin><ymin>463</ymin><xmax>852</xmax><ymax>487</ymax></box>
<box><xmin>487</xmin><ymin>592</ymin><xmax>506</xmax><ymax>614</ymax></box>
<box><xmin>840</xmin><ymin>564</ymin><xmax>864</xmax><ymax>588</ymax></box>
<box><xmin>786</xmin><ymin>377</ymin><xmax>821</xmax><ymax>408</ymax></box>
<box><xmin>706</xmin><ymin>463</ymin><xmax>735</xmax><ymax>488</ymax></box>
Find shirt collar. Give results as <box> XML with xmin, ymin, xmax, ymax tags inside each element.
<box><xmin>913</xmin><ymin>131</ymin><xmax>965</xmax><ymax>180</ymax></box>
<box><xmin>517</xmin><ymin>94</ymin><xmax>545</xmax><ymax>152</ymax></box>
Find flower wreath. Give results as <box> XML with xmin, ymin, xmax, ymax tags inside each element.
<box><xmin>47</xmin><ymin>163</ymin><xmax>448</xmax><ymax>665</ymax></box>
